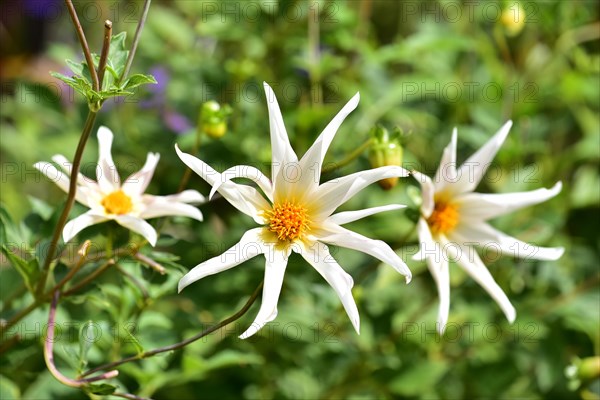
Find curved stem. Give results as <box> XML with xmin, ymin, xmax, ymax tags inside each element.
<box><xmin>321</xmin><ymin>138</ymin><xmax>372</xmax><ymax>174</ymax></box>
<box><xmin>80</xmin><ymin>280</ymin><xmax>264</xmax><ymax>378</ymax></box>
<box><xmin>35</xmin><ymin>111</ymin><xmax>98</xmax><ymax>298</ymax></box>
<box><xmin>44</xmin><ymin>291</ymin><xmax>119</xmax><ymax>387</ymax></box>
<box><xmin>121</xmin><ymin>0</ymin><xmax>152</xmax><ymax>82</ymax></box>
<box><xmin>65</xmin><ymin>0</ymin><xmax>99</xmax><ymax>91</ymax></box>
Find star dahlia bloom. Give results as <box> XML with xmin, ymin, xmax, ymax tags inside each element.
<box><xmin>176</xmin><ymin>82</ymin><xmax>412</xmax><ymax>339</ymax></box>
<box><xmin>412</xmin><ymin>121</ymin><xmax>564</xmax><ymax>333</ymax></box>
<box><xmin>34</xmin><ymin>126</ymin><xmax>204</xmax><ymax>246</ymax></box>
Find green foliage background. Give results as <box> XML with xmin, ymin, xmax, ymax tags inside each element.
<box><xmin>1</xmin><ymin>0</ymin><xmax>598</xmax><ymax>399</ymax></box>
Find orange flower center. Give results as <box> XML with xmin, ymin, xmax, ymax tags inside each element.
<box><xmin>266</xmin><ymin>201</ymin><xmax>310</xmax><ymax>242</ymax></box>
<box><xmin>427</xmin><ymin>200</ymin><xmax>459</xmax><ymax>235</ymax></box>
<box><xmin>101</xmin><ymin>190</ymin><xmax>133</xmax><ymax>215</ymax></box>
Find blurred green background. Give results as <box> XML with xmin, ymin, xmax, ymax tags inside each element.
<box><xmin>1</xmin><ymin>0</ymin><xmax>599</xmax><ymax>399</ymax></box>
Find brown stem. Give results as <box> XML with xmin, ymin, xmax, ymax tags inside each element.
<box><xmin>35</xmin><ymin>111</ymin><xmax>98</xmax><ymax>298</ymax></box>
<box><xmin>63</xmin><ymin>259</ymin><xmax>116</xmax><ymax>296</ymax></box>
<box><xmin>64</xmin><ymin>0</ymin><xmax>99</xmax><ymax>91</ymax></box>
<box><xmin>80</xmin><ymin>280</ymin><xmax>264</xmax><ymax>378</ymax></box>
<box><xmin>113</xmin><ymin>392</ymin><xmax>153</xmax><ymax>400</ymax></box>
<box><xmin>121</xmin><ymin>0</ymin><xmax>152</xmax><ymax>82</ymax></box>
<box><xmin>97</xmin><ymin>20</ymin><xmax>113</xmax><ymax>88</ymax></box>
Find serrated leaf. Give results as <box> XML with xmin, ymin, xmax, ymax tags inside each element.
<box><xmin>85</xmin><ymin>383</ymin><xmax>116</xmax><ymax>395</ymax></box>
<box><xmin>107</xmin><ymin>32</ymin><xmax>129</xmax><ymax>79</ymax></box>
<box><xmin>122</xmin><ymin>74</ymin><xmax>157</xmax><ymax>90</ymax></box>
<box><xmin>1</xmin><ymin>245</ymin><xmax>39</xmax><ymax>293</ymax></box>
<box><xmin>65</xmin><ymin>59</ymin><xmax>83</xmax><ymax>76</ymax></box>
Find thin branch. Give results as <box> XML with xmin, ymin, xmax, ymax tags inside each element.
<box><xmin>64</xmin><ymin>0</ymin><xmax>99</xmax><ymax>91</ymax></box>
<box><xmin>44</xmin><ymin>291</ymin><xmax>119</xmax><ymax>387</ymax></box>
<box><xmin>134</xmin><ymin>252</ymin><xmax>166</xmax><ymax>275</ymax></box>
<box><xmin>80</xmin><ymin>280</ymin><xmax>264</xmax><ymax>378</ymax></box>
<box><xmin>321</xmin><ymin>138</ymin><xmax>372</xmax><ymax>174</ymax></box>
<box><xmin>97</xmin><ymin>20</ymin><xmax>113</xmax><ymax>88</ymax></box>
<box><xmin>63</xmin><ymin>259</ymin><xmax>116</xmax><ymax>296</ymax></box>
<box><xmin>113</xmin><ymin>392</ymin><xmax>153</xmax><ymax>400</ymax></box>
<box><xmin>121</xmin><ymin>0</ymin><xmax>152</xmax><ymax>81</ymax></box>
<box><xmin>36</xmin><ymin>111</ymin><xmax>98</xmax><ymax>298</ymax></box>
<box><xmin>52</xmin><ymin>241</ymin><xmax>92</xmax><ymax>293</ymax></box>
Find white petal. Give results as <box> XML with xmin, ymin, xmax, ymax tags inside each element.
<box><xmin>451</xmin><ymin>222</ymin><xmax>564</xmax><ymax>261</ymax></box>
<box><xmin>454</xmin><ymin>121</ymin><xmax>512</xmax><ymax>195</ymax></box>
<box><xmin>319</xmin><ymin>224</ymin><xmax>412</xmax><ymax>282</ymax></box>
<box><xmin>296</xmin><ymin>92</ymin><xmax>360</xmax><ymax>194</ymax></box>
<box><xmin>34</xmin><ymin>161</ymin><xmax>89</xmax><ymax>206</ymax></box>
<box><xmin>175</xmin><ymin>145</ymin><xmax>270</xmax><ymax>224</ymax></box>
<box><xmin>413</xmin><ymin>218</ymin><xmax>436</xmax><ymax>261</ymax></box>
<box><xmin>122</xmin><ymin>152</ymin><xmax>160</xmax><ymax>196</ymax></box>
<box><xmin>327</xmin><ymin>204</ymin><xmax>406</xmax><ymax>225</ymax></box>
<box><xmin>209</xmin><ymin>165</ymin><xmax>274</xmax><ymax>202</ymax></box>
<box><xmin>96</xmin><ymin>126</ymin><xmax>121</xmax><ymax>192</ymax></box>
<box><xmin>263</xmin><ymin>82</ymin><xmax>298</xmax><ymax>181</ymax></box>
<box><xmin>138</xmin><ymin>195</ymin><xmax>203</xmax><ymax>221</ymax></box>
<box><xmin>300</xmin><ymin>242</ymin><xmax>360</xmax><ymax>334</ymax></box>
<box><xmin>178</xmin><ymin>228</ymin><xmax>264</xmax><ymax>292</ymax></box>
<box><xmin>433</xmin><ymin>128</ymin><xmax>459</xmax><ymax>193</ymax></box>
<box><xmin>51</xmin><ymin>154</ymin><xmax>98</xmax><ymax>190</ymax></box>
<box><xmin>63</xmin><ymin>211</ymin><xmax>108</xmax><ymax>242</ymax></box>
<box><xmin>239</xmin><ymin>247</ymin><xmax>288</xmax><ymax>339</ymax></box>
<box><xmin>411</xmin><ymin>170</ymin><xmax>435</xmax><ymax>218</ymax></box>
<box><xmin>113</xmin><ymin>215</ymin><xmax>158</xmax><ymax>246</ymax></box>
<box><xmin>425</xmin><ymin>250</ymin><xmax>450</xmax><ymax>334</ymax></box>
<box><xmin>442</xmin><ymin>237</ymin><xmax>516</xmax><ymax>323</ymax></box>
<box><xmin>161</xmin><ymin>189</ymin><xmax>205</xmax><ymax>205</ymax></box>
<box><xmin>312</xmin><ymin>166</ymin><xmax>409</xmax><ymax>219</ymax></box>
<box><xmin>458</xmin><ymin>182</ymin><xmax>562</xmax><ymax>221</ymax></box>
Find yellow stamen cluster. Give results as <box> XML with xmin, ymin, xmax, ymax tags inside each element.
<box><xmin>266</xmin><ymin>201</ymin><xmax>310</xmax><ymax>242</ymax></box>
<box><xmin>427</xmin><ymin>200</ymin><xmax>459</xmax><ymax>235</ymax></box>
<box><xmin>101</xmin><ymin>190</ymin><xmax>133</xmax><ymax>215</ymax></box>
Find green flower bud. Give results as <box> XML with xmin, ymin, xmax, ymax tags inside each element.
<box><xmin>368</xmin><ymin>125</ymin><xmax>404</xmax><ymax>190</ymax></box>
<box><xmin>199</xmin><ymin>101</ymin><xmax>232</xmax><ymax>139</ymax></box>
<box><xmin>566</xmin><ymin>356</ymin><xmax>600</xmax><ymax>390</ymax></box>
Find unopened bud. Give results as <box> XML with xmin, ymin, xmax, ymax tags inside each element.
<box><xmin>199</xmin><ymin>101</ymin><xmax>232</xmax><ymax>139</ymax></box>
<box><xmin>368</xmin><ymin>125</ymin><xmax>403</xmax><ymax>190</ymax></box>
<box><xmin>500</xmin><ymin>2</ymin><xmax>526</xmax><ymax>37</ymax></box>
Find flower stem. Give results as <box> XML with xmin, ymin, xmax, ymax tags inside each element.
<box><xmin>97</xmin><ymin>20</ymin><xmax>113</xmax><ymax>88</ymax></box>
<box><xmin>80</xmin><ymin>280</ymin><xmax>264</xmax><ymax>378</ymax></box>
<box><xmin>63</xmin><ymin>259</ymin><xmax>116</xmax><ymax>296</ymax></box>
<box><xmin>321</xmin><ymin>138</ymin><xmax>372</xmax><ymax>174</ymax></box>
<box><xmin>35</xmin><ymin>111</ymin><xmax>98</xmax><ymax>299</ymax></box>
<box><xmin>120</xmin><ymin>0</ymin><xmax>152</xmax><ymax>82</ymax></box>
<box><xmin>64</xmin><ymin>0</ymin><xmax>99</xmax><ymax>92</ymax></box>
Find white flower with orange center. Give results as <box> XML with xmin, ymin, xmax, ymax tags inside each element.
<box><xmin>176</xmin><ymin>82</ymin><xmax>412</xmax><ymax>339</ymax></box>
<box><xmin>34</xmin><ymin>126</ymin><xmax>204</xmax><ymax>246</ymax></box>
<box><xmin>412</xmin><ymin>121</ymin><xmax>564</xmax><ymax>333</ymax></box>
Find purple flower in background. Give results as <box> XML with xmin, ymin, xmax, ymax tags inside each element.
<box><xmin>164</xmin><ymin>110</ymin><xmax>192</xmax><ymax>135</ymax></box>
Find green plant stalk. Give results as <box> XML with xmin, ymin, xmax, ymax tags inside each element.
<box><xmin>79</xmin><ymin>281</ymin><xmax>264</xmax><ymax>378</ymax></box>
<box><xmin>321</xmin><ymin>138</ymin><xmax>372</xmax><ymax>174</ymax></box>
<box><xmin>65</xmin><ymin>0</ymin><xmax>99</xmax><ymax>92</ymax></box>
<box><xmin>120</xmin><ymin>0</ymin><xmax>152</xmax><ymax>83</ymax></box>
<box><xmin>35</xmin><ymin>111</ymin><xmax>98</xmax><ymax>299</ymax></box>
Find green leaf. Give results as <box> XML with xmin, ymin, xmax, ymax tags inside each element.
<box><xmin>122</xmin><ymin>74</ymin><xmax>157</xmax><ymax>90</ymax></box>
<box><xmin>107</xmin><ymin>32</ymin><xmax>129</xmax><ymax>79</ymax></box>
<box><xmin>389</xmin><ymin>360</ymin><xmax>448</xmax><ymax>396</ymax></box>
<box><xmin>27</xmin><ymin>196</ymin><xmax>54</xmax><ymax>220</ymax></box>
<box><xmin>1</xmin><ymin>245</ymin><xmax>39</xmax><ymax>293</ymax></box>
<box><xmin>78</xmin><ymin>321</ymin><xmax>95</xmax><ymax>373</ymax></box>
<box><xmin>85</xmin><ymin>383</ymin><xmax>116</xmax><ymax>396</ymax></box>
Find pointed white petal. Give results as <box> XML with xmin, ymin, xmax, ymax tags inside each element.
<box><xmin>62</xmin><ymin>211</ymin><xmax>108</xmax><ymax>242</ymax></box>
<box><xmin>296</xmin><ymin>92</ymin><xmax>360</xmax><ymax>193</ymax></box>
<box><xmin>96</xmin><ymin>126</ymin><xmax>121</xmax><ymax>192</ymax></box>
<box><xmin>175</xmin><ymin>145</ymin><xmax>270</xmax><ymax>224</ymax></box>
<box><xmin>411</xmin><ymin>170</ymin><xmax>435</xmax><ymax>218</ymax></box>
<box><xmin>138</xmin><ymin>196</ymin><xmax>203</xmax><ymax>221</ymax></box>
<box><xmin>442</xmin><ymin>237</ymin><xmax>516</xmax><ymax>323</ymax></box>
<box><xmin>327</xmin><ymin>204</ymin><xmax>405</xmax><ymax>226</ymax></box>
<box><xmin>451</xmin><ymin>222</ymin><xmax>564</xmax><ymax>261</ymax></box>
<box><xmin>454</xmin><ymin>121</ymin><xmax>512</xmax><ymax>194</ymax></box>
<box><xmin>122</xmin><ymin>152</ymin><xmax>160</xmax><ymax>196</ymax></box>
<box><xmin>425</xmin><ymin>251</ymin><xmax>450</xmax><ymax>334</ymax></box>
<box><xmin>114</xmin><ymin>215</ymin><xmax>158</xmax><ymax>246</ymax></box>
<box><xmin>300</xmin><ymin>242</ymin><xmax>360</xmax><ymax>334</ymax></box>
<box><xmin>51</xmin><ymin>154</ymin><xmax>98</xmax><ymax>190</ymax></box>
<box><xmin>319</xmin><ymin>224</ymin><xmax>412</xmax><ymax>282</ymax></box>
<box><xmin>209</xmin><ymin>165</ymin><xmax>274</xmax><ymax>202</ymax></box>
<box><xmin>434</xmin><ymin>128</ymin><xmax>459</xmax><ymax>193</ymax></box>
<box><xmin>239</xmin><ymin>248</ymin><xmax>288</xmax><ymax>339</ymax></box>
<box><xmin>413</xmin><ymin>218</ymin><xmax>436</xmax><ymax>261</ymax></box>
<box><xmin>312</xmin><ymin>166</ymin><xmax>409</xmax><ymax>219</ymax></box>
<box><xmin>34</xmin><ymin>162</ymin><xmax>89</xmax><ymax>206</ymax></box>
<box><xmin>458</xmin><ymin>182</ymin><xmax>562</xmax><ymax>221</ymax></box>
<box><xmin>178</xmin><ymin>228</ymin><xmax>264</xmax><ymax>292</ymax></box>
<box><xmin>161</xmin><ymin>189</ymin><xmax>205</xmax><ymax>205</ymax></box>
